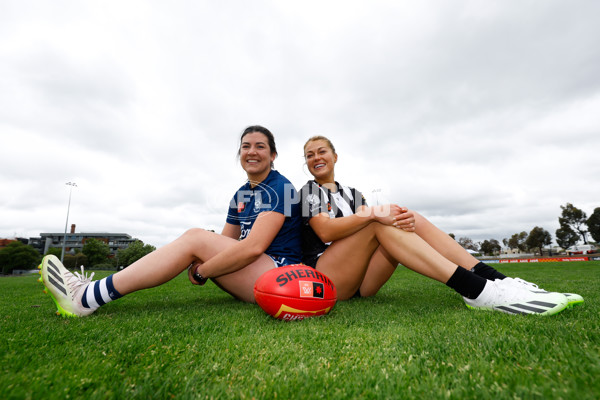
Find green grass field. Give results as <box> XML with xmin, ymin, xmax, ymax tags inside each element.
<box><xmin>2</xmin><ymin>261</ymin><xmax>599</xmax><ymax>399</ymax></box>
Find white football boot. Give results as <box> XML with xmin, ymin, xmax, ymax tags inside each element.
<box><xmin>39</xmin><ymin>255</ymin><xmax>95</xmax><ymax>317</ymax></box>
<box><xmin>464</xmin><ymin>279</ymin><xmax>568</xmax><ymax>316</ymax></box>
<box><xmin>501</xmin><ymin>277</ymin><xmax>584</xmax><ymax>308</ymax></box>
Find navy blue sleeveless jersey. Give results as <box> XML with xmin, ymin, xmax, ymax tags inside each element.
<box><xmin>226</xmin><ymin>170</ymin><xmax>301</xmax><ymax>263</ymax></box>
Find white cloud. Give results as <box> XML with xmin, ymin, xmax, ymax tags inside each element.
<box><xmin>1</xmin><ymin>0</ymin><xmax>599</xmax><ymax>249</ymax></box>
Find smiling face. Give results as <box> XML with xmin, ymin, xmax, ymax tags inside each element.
<box><xmin>304</xmin><ymin>139</ymin><xmax>337</xmax><ymax>184</ymax></box>
<box><xmin>239</xmin><ymin>131</ymin><xmax>276</xmax><ymax>182</ymax></box>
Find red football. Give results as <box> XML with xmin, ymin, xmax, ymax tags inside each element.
<box><xmin>254</xmin><ymin>264</ymin><xmax>337</xmax><ymax>321</ymax></box>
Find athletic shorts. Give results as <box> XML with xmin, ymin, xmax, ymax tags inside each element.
<box><xmin>301</xmin><ymin>252</ymin><xmax>322</xmax><ymax>269</ymax></box>
<box><xmin>267</xmin><ymin>254</ymin><xmax>299</xmax><ymax>268</ymax></box>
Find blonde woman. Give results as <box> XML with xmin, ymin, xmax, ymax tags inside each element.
<box><xmin>299</xmin><ymin>136</ymin><xmax>582</xmax><ymax>315</ymax></box>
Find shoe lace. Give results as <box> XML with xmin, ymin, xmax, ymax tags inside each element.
<box><xmin>512</xmin><ymin>277</ymin><xmax>539</xmax><ymax>289</ymax></box>
<box><xmin>66</xmin><ymin>266</ymin><xmax>95</xmax><ymax>299</ymax></box>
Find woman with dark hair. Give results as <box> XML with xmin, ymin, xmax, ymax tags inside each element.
<box><xmin>40</xmin><ymin>126</ymin><xmax>301</xmax><ymax>317</ymax></box>
<box><xmin>299</xmin><ymin>135</ymin><xmax>583</xmax><ymax>315</ymax></box>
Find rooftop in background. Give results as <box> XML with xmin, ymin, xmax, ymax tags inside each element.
<box><xmin>0</xmin><ymin>238</ymin><xmax>18</xmax><ymax>249</ymax></box>
<box><xmin>29</xmin><ymin>224</ymin><xmax>136</xmax><ymax>255</ymax></box>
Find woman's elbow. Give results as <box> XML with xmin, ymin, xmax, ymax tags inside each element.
<box><xmin>315</xmin><ymin>231</ymin><xmax>335</xmax><ymax>244</ymax></box>
<box><xmin>246</xmin><ymin>242</ymin><xmax>269</xmax><ymax>259</ymax></box>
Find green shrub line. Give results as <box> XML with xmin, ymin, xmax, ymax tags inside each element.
<box><xmin>2</xmin><ymin>261</ymin><xmax>599</xmax><ymax>399</ymax></box>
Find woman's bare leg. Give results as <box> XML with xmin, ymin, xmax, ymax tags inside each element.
<box><xmin>112</xmin><ymin>228</ymin><xmax>274</xmax><ymax>302</ymax></box>
<box><xmin>315</xmin><ymin>226</ymin><xmax>381</xmax><ymax>300</ymax></box>
<box><xmin>413</xmin><ymin>211</ymin><xmax>479</xmax><ymax>270</ymax></box>
<box><xmin>348</xmin><ymin>217</ymin><xmax>479</xmax><ymax>297</ymax></box>
<box><xmin>317</xmin><ymin>222</ymin><xmax>459</xmax><ymax>300</ymax></box>
<box><xmin>371</xmin><ymin>223</ymin><xmax>458</xmax><ymax>282</ymax></box>
<box><xmin>359</xmin><ymin>246</ymin><xmax>397</xmax><ymax>298</ymax></box>
<box><xmin>113</xmin><ymin>229</ymin><xmax>230</xmax><ymax>294</ymax></box>
<box><xmin>212</xmin><ymin>257</ymin><xmax>276</xmax><ymax>303</ymax></box>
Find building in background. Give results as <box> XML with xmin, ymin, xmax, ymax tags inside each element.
<box><xmin>0</xmin><ymin>237</ymin><xmax>30</xmax><ymax>249</ymax></box>
<box><xmin>30</xmin><ymin>224</ymin><xmax>136</xmax><ymax>256</ymax></box>
<box><xmin>0</xmin><ymin>238</ymin><xmax>18</xmax><ymax>249</ymax></box>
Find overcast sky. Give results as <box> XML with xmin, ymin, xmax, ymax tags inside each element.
<box><xmin>1</xmin><ymin>0</ymin><xmax>599</xmax><ymax>249</ymax></box>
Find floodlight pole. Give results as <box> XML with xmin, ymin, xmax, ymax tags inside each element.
<box><xmin>61</xmin><ymin>182</ymin><xmax>77</xmax><ymax>263</ymax></box>
<box><xmin>372</xmin><ymin>188</ymin><xmax>382</xmax><ymax>205</ymax></box>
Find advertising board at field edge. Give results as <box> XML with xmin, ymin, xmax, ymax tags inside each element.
<box><xmin>483</xmin><ymin>257</ymin><xmax>596</xmax><ymax>264</ymax></box>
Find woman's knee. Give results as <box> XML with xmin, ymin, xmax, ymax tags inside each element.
<box><xmin>177</xmin><ymin>228</ymin><xmax>213</xmax><ymax>255</ymax></box>
<box><xmin>412</xmin><ymin>210</ymin><xmax>435</xmax><ymax>235</ymax></box>
<box><xmin>357</xmin><ymin>285</ymin><xmax>377</xmax><ymax>298</ymax></box>
<box><xmin>180</xmin><ymin>227</ymin><xmax>209</xmax><ymax>241</ymax></box>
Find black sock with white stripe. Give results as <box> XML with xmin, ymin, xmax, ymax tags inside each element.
<box><xmin>81</xmin><ymin>275</ymin><xmax>123</xmax><ymax>310</ymax></box>
<box><xmin>446</xmin><ymin>266</ymin><xmax>487</xmax><ymax>299</ymax></box>
<box><xmin>470</xmin><ymin>261</ymin><xmax>507</xmax><ymax>280</ymax></box>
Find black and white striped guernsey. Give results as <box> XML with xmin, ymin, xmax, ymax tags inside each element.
<box><xmin>299</xmin><ymin>180</ymin><xmax>367</xmax><ymax>267</ymax></box>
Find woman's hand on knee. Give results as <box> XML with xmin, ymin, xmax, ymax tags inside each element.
<box><xmin>371</xmin><ymin>204</ymin><xmax>398</xmax><ymax>226</ymax></box>
<box><xmin>392</xmin><ymin>207</ymin><xmax>416</xmax><ymax>232</ymax></box>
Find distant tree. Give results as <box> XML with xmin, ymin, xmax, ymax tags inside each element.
<box><xmin>82</xmin><ymin>239</ymin><xmax>111</xmax><ymax>267</ymax></box>
<box><xmin>116</xmin><ymin>240</ymin><xmax>156</xmax><ymax>268</ymax></box>
<box><xmin>507</xmin><ymin>232</ymin><xmax>528</xmax><ymax>252</ymax></box>
<box><xmin>45</xmin><ymin>247</ymin><xmax>62</xmax><ymax>258</ymax></box>
<box><xmin>559</xmin><ymin>203</ymin><xmax>588</xmax><ymax>244</ymax></box>
<box><xmin>63</xmin><ymin>253</ymin><xmax>89</xmax><ymax>270</ymax></box>
<box><xmin>458</xmin><ymin>237</ymin><xmax>478</xmax><ymax>251</ymax></box>
<box><xmin>587</xmin><ymin>208</ymin><xmax>600</xmax><ymax>243</ymax></box>
<box><xmin>555</xmin><ymin>226</ymin><xmax>579</xmax><ymax>250</ymax></box>
<box><xmin>0</xmin><ymin>242</ymin><xmax>41</xmax><ymax>274</ymax></box>
<box><xmin>526</xmin><ymin>226</ymin><xmax>552</xmax><ymax>256</ymax></box>
<box><xmin>480</xmin><ymin>239</ymin><xmax>501</xmax><ymax>256</ymax></box>
<box><xmin>448</xmin><ymin>233</ymin><xmax>456</xmax><ymax>240</ymax></box>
